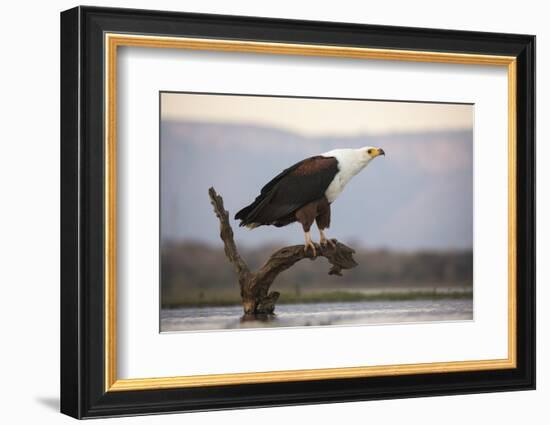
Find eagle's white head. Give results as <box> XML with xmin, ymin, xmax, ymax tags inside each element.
<box><xmin>322</xmin><ymin>146</ymin><xmax>385</xmax><ymax>168</ymax></box>
<box><xmin>352</xmin><ymin>146</ymin><xmax>386</xmax><ymax>167</ymax></box>
<box><xmin>321</xmin><ymin>146</ymin><xmax>385</xmax><ymax>203</ymax></box>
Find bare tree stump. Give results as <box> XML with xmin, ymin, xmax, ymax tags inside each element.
<box><xmin>208</xmin><ymin>187</ymin><xmax>358</xmax><ymax>318</ymax></box>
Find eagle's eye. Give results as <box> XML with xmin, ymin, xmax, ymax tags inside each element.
<box><xmin>367</xmin><ymin>148</ymin><xmax>374</xmax><ymax>155</ymax></box>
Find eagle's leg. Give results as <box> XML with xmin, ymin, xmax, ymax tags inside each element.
<box><xmin>316</xmin><ymin>197</ymin><xmax>336</xmax><ymax>248</ymax></box>
<box><xmin>319</xmin><ymin>229</ymin><xmax>337</xmax><ymax>248</ymax></box>
<box><xmin>296</xmin><ymin>201</ymin><xmax>319</xmax><ymax>256</ymax></box>
<box><xmin>303</xmin><ymin>231</ymin><xmax>317</xmax><ymax>257</ymax></box>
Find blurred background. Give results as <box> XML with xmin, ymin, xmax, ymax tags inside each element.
<box><xmin>159</xmin><ymin>92</ymin><xmax>473</xmax><ymax>329</ymax></box>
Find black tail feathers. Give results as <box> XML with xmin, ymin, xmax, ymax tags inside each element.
<box><xmin>234</xmin><ymin>191</ymin><xmax>272</xmax><ymax>228</ymax></box>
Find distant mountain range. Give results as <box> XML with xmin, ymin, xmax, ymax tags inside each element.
<box><xmin>160</xmin><ymin>120</ymin><xmax>473</xmax><ymax>250</ymax></box>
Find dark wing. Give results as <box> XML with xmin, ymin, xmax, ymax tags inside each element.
<box><xmin>235</xmin><ymin>156</ymin><xmax>338</xmax><ymax>227</ymax></box>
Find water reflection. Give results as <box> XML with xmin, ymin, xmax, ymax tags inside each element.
<box><xmin>161</xmin><ymin>299</ymin><xmax>473</xmax><ymax>332</ymax></box>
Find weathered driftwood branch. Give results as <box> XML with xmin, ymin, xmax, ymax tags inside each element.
<box><xmin>208</xmin><ymin>187</ymin><xmax>358</xmax><ymax>317</ymax></box>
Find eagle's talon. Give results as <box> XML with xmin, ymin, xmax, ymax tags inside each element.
<box><xmin>328</xmin><ymin>238</ymin><xmax>337</xmax><ymax>248</ymax></box>
<box><xmin>319</xmin><ymin>231</ymin><xmax>337</xmax><ymax>249</ymax></box>
<box><xmin>304</xmin><ymin>241</ymin><xmax>317</xmax><ymax>257</ymax></box>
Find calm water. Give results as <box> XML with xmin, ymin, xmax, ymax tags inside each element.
<box><xmin>160</xmin><ymin>299</ymin><xmax>473</xmax><ymax>332</ymax></box>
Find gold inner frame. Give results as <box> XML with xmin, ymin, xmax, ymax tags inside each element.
<box><xmin>104</xmin><ymin>33</ymin><xmax>518</xmax><ymax>392</ymax></box>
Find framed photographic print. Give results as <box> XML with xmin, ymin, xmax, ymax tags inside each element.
<box><xmin>60</xmin><ymin>6</ymin><xmax>535</xmax><ymax>419</ymax></box>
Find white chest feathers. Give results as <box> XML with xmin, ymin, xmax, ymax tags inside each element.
<box><xmin>322</xmin><ymin>149</ymin><xmax>372</xmax><ymax>203</ymax></box>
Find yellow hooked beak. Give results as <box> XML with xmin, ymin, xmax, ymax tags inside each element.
<box><xmin>372</xmin><ymin>148</ymin><xmax>385</xmax><ymax>157</ymax></box>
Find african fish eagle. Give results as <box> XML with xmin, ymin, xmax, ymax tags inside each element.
<box><xmin>235</xmin><ymin>147</ymin><xmax>385</xmax><ymax>256</ymax></box>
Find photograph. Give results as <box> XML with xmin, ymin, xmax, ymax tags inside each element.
<box><xmin>159</xmin><ymin>92</ymin><xmax>474</xmax><ymax>332</ymax></box>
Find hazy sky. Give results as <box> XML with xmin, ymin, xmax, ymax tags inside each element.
<box><xmin>161</xmin><ymin>92</ymin><xmax>473</xmax><ymax>137</ymax></box>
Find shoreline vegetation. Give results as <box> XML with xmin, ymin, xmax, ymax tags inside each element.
<box><xmin>161</xmin><ymin>241</ymin><xmax>473</xmax><ymax>311</ymax></box>
<box><xmin>163</xmin><ymin>288</ymin><xmax>473</xmax><ymax>309</ymax></box>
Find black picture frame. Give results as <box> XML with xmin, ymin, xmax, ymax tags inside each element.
<box><xmin>61</xmin><ymin>5</ymin><xmax>535</xmax><ymax>419</ymax></box>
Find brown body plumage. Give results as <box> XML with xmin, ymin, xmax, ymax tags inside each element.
<box><xmin>235</xmin><ymin>156</ymin><xmax>338</xmax><ymax>255</ymax></box>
